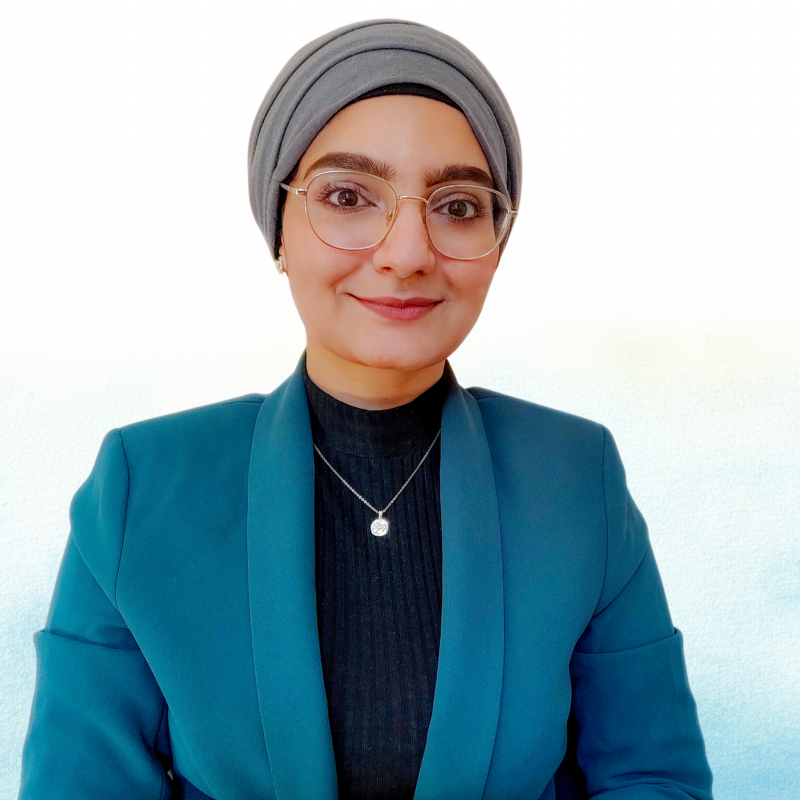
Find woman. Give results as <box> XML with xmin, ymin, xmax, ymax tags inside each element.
<box><xmin>19</xmin><ymin>19</ymin><xmax>713</xmax><ymax>800</ymax></box>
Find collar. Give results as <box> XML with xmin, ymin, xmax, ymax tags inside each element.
<box><xmin>302</xmin><ymin>360</ymin><xmax>447</xmax><ymax>458</ymax></box>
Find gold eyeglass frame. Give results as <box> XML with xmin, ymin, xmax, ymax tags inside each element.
<box><xmin>280</xmin><ymin>169</ymin><xmax>517</xmax><ymax>261</ymax></box>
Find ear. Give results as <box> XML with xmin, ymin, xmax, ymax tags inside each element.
<box><xmin>278</xmin><ymin>235</ymin><xmax>288</xmax><ymax>275</ymax></box>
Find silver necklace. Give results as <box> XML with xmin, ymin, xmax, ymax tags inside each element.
<box><xmin>313</xmin><ymin>430</ymin><xmax>441</xmax><ymax>537</ymax></box>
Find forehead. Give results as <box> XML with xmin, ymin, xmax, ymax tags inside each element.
<box><xmin>295</xmin><ymin>95</ymin><xmax>492</xmax><ymax>180</ymax></box>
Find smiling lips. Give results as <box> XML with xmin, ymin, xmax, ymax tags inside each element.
<box><xmin>353</xmin><ymin>295</ymin><xmax>442</xmax><ymax>321</ymax></box>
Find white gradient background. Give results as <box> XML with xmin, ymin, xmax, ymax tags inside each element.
<box><xmin>1</xmin><ymin>2</ymin><xmax>798</xmax><ymax>798</ymax></box>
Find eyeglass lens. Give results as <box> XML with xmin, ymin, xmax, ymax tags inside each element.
<box><xmin>303</xmin><ymin>172</ymin><xmax>512</xmax><ymax>259</ymax></box>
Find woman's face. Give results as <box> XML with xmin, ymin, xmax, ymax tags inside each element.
<box><xmin>280</xmin><ymin>94</ymin><xmax>501</xmax><ymax>376</ymax></box>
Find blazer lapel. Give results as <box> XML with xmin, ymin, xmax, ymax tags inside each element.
<box><xmin>247</xmin><ymin>361</ymin><xmax>337</xmax><ymax>800</ymax></box>
<box><xmin>414</xmin><ymin>367</ymin><xmax>505</xmax><ymax>800</ymax></box>
<box><xmin>246</xmin><ymin>358</ymin><xmax>504</xmax><ymax>800</ymax></box>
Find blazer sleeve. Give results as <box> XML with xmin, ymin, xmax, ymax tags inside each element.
<box><xmin>19</xmin><ymin>429</ymin><xmax>176</xmax><ymax>800</ymax></box>
<box><xmin>568</xmin><ymin>426</ymin><xmax>714</xmax><ymax>799</ymax></box>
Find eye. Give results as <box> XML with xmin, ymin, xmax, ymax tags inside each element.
<box><xmin>311</xmin><ymin>179</ymin><xmax>380</xmax><ymax>214</ymax></box>
<box><xmin>429</xmin><ymin>190</ymin><xmax>488</xmax><ymax>223</ymax></box>
<box><xmin>446</xmin><ymin>199</ymin><xmax>471</xmax><ymax>218</ymax></box>
<box><xmin>329</xmin><ymin>188</ymin><xmax>360</xmax><ymax>207</ymax></box>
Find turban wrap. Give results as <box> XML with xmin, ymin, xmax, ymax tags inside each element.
<box><xmin>248</xmin><ymin>18</ymin><xmax>522</xmax><ymax>260</ymax></box>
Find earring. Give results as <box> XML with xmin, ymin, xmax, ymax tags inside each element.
<box><xmin>275</xmin><ymin>257</ymin><xmax>286</xmax><ymax>275</ymax></box>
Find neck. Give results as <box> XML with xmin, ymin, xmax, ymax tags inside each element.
<box><xmin>305</xmin><ymin>342</ymin><xmax>446</xmax><ymax>410</ymax></box>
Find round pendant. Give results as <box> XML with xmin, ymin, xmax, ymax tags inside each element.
<box><xmin>371</xmin><ymin>517</ymin><xmax>390</xmax><ymax>537</ymax></box>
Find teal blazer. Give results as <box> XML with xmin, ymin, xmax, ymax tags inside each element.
<box><xmin>20</xmin><ymin>359</ymin><xmax>712</xmax><ymax>800</ymax></box>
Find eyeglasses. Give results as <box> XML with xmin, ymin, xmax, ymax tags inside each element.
<box><xmin>280</xmin><ymin>170</ymin><xmax>516</xmax><ymax>261</ymax></box>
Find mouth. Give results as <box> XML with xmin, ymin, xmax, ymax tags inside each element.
<box><xmin>351</xmin><ymin>295</ymin><xmax>442</xmax><ymax>321</ymax></box>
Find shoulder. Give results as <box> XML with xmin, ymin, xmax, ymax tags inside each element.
<box><xmin>114</xmin><ymin>393</ymin><xmax>269</xmax><ymax>524</ymax></box>
<box><xmin>468</xmin><ymin>386</ymin><xmax>646</xmax><ymax>614</ymax></box>
<box><xmin>467</xmin><ymin>385</ymin><xmax>608</xmax><ymax>457</ymax></box>
<box><xmin>116</xmin><ymin>393</ymin><xmax>266</xmax><ymax>452</ymax></box>
<box><xmin>70</xmin><ymin>394</ymin><xmax>267</xmax><ymax>601</ymax></box>
<box><xmin>101</xmin><ymin>394</ymin><xmax>271</xmax><ymax>483</ymax></box>
<box><xmin>467</xmin><ymin>384</ymin><xmax>628</xmax><ymax>503</ymax></box>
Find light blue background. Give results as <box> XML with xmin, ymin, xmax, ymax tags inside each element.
<box><xmin>1</xmin><ymin>3</ymin><xmax>798</xmax><ymax>798</ymax></box>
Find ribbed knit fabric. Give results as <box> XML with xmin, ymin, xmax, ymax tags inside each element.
<box><xmin>303</xmin><ymin>366</ymin><xmax>445</xmax><ymax>800</ymax></box>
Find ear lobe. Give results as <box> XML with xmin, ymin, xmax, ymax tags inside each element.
<box><xmin>277</xmin><ymin>236</ymin><xmax>288</xmax><ymax>275</ymax></box>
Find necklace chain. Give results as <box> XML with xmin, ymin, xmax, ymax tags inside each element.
<box><xmin>312</xmin><ymin>429</ymin><xmax>441</xmax><ymax>535</ymax></box>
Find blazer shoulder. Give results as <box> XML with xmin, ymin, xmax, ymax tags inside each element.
<box><xmin>467</xmin><ymin>386</ymin><xmax>631</xmax><ymax>518</ymax></box>
<box><xmin>115</xmin><ymin>393</ymin><xmax>267</xmax><ymax>455</ymax></box>
<box><xmin>468</xmin><ymin>386</ymin><xmax>648</xmax><ymax>616</ymax></box>
<box><xmin>467</xmin><ymin>385</ymin><xmax>605</xmax><ymax>447</ymax></box>
<box><xmin>118</xmin><ymin>392</ymin><xmax>266</xmax><ymax>433</ymax></box>
<box><xmin>70</xmin><ymin>394</ymin><xmax>268</xmax><ymax>602</ymax></box>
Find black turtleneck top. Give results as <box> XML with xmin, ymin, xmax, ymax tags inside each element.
<box><xmin>303</xmin><ymin>366</ymin><xmax>446</xmax><ymax>800</ymax></box>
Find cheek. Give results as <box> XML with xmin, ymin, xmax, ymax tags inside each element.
<box><xmin>448</xmin><ymin>263</ymin><xmax>497</xmax><ymax>315</ymax></box>
<box><xmin>286</xmin><ymin>262</ymin><xmax>344</xmax><ymax>322</ymax></box>
<box><xmin>283</xmin><ymin>207</ymin><xmax>356</xmax><ymax>288</ymax></box>
<box><xmin>280</xmin><ymin>203</ymin><xmax>314</xmax><ymax>262</ymax></box>
<box><xmin>283</xmin><ymin>240</ymin><xmax>368</xmax><ymax>326</ymax></box>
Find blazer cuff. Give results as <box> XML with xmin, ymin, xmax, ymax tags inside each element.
<box><xmin>570</xmin><ymin>629</ymin><xmax>713</xmax><ymax>799</ymax></box>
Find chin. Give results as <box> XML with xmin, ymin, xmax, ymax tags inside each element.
<box><xmin>346</xmin><ymin>342</ymin><xmax>449</xmax><ymax>373</ymax></box>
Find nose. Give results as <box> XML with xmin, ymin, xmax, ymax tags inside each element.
<box><xmin>371</xmin><ymin>197</ymin><xmax>436</xmax><ymax>277</ymax></box>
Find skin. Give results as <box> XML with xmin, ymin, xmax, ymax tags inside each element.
<box><xmin>279</xmin><ymin>95</ymin><xmax>503</xmax><ymax>409</ymax></box>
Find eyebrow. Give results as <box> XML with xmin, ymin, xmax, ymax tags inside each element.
<box><xmin>302</xmin><ymin>152</ymin><xmax>495</xmax><ymax>190</ymax></box>
<box><xmin>302</xmin><ymin>152</ymin><xmax>396</xmax><ymax>182</ymax></box>
<box><xmin>423</xmin><ymin>164</ymin><xmax>495</xmax><ymax>190</ymax></box>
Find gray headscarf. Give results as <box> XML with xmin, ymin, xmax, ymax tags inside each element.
<box><xmin>248</xmin><ymin>19</ymin><xmax>522</xmax><ymax>260</ymax></box>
